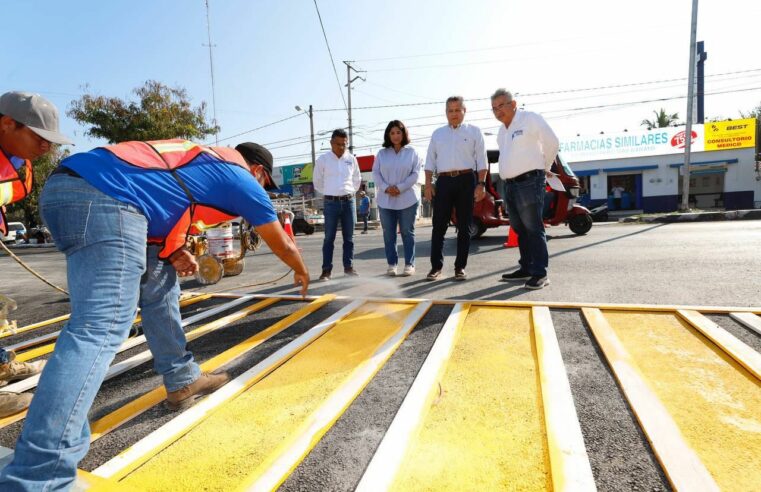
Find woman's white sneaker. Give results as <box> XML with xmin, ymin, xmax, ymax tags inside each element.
<box><xmin>401</xmin><ymin>265</ymin><xmax>415</xmax><ymax>276</ymax></box>
<box><xmin>386</xmin><ymin>265</ymin><xmax>397</xmax><ymax>276</ymax></box>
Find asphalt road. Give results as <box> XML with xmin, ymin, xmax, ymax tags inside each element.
<box><xmin>0</xmin><ymin>221</ymin><xmax>759</xmax><ymax>490</ymax></box>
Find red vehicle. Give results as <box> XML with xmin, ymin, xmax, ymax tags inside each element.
<box><xmin>454</xmin><ymin>151</ymin><xmax>593</xmax><ymax>238</ymax></box>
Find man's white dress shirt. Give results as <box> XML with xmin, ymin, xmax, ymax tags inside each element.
<box><xmin>424</xmin><ymin>123</ymin><xmax>487</xmax><ymax>174</ymax></box>
<box><xmin>313</xmin><ymin>150</ymin><xmax>361</xmax><ymax>196</ymax></box>
<box><xmin>497</xmin><ymin>111</ymin><xmax>559</xmax><ymax>179</ymax></box>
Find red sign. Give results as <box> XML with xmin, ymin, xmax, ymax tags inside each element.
<box><xmin>670</xmin><ymin>130</ymin><xmax>698</xmax><ymax>149</ymax></box>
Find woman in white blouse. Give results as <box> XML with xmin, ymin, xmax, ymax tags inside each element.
<box><xmin>372</xmin><ymin>120</ymin><xmax>423</xmax><ymax>276</ymax></box>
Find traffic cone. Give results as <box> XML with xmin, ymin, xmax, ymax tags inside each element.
<box><xmin>503</xmin><ymin>226</ymin><xmax>519</xmax><ymax>248</ymax></box>
<box><xmin>283</xmin><ymin>216</ymin><xmax>295</xmax><ymax>241</ymax></box>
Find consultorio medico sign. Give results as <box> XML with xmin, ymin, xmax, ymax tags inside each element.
<box><xmin>560</xmin><ymin>118</ymin><xmax>756</xmax><ymax>163</ymax></box>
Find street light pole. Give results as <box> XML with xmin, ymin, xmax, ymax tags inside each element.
<box><xmin>295</xmin><ymin>105</ymin><xmax>316</xmax><ymax>165</ymax></box>
<box><xmin>680</xmin><ymin>0</ymin><xmax>699</xmax><ymax>211</ymax></box>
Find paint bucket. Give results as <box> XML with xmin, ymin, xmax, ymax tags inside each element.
<box><xmin>206</xmin><ymin>223</ymin><xmax>234</xmax><ymax>259</ymax></box>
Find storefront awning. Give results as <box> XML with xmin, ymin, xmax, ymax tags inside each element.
<box><xmin>668</xmin><ymin>158</ymin><xmax>739</xmax><ymax>168</ymax></box>
<box><xmin>600</xmin><ymin>164</ymin><xmax>659</xmax><ymax>173</ymax></box>
<box><xmin>574</xmin><ymin>169</ymin><xmax>599</xmax><ymax>176</ymax></box>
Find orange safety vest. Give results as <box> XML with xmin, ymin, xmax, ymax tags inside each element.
<box><xmin>103</xmin><ymin>139</ymin><xmax>250</xmax><ymax>259</ymax></box>
<box><xmin>0</xmin><ymin>149</ymin><xmax>33</xmax><ymax>235</ymax></box>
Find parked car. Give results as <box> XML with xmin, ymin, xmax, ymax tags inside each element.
<box><xmin>1</xmin><ymin>222</ymin><xmax>26</xmax><ymax>243</ymax></box>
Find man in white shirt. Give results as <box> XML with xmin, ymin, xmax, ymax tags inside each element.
<box><xmin>611</xmin><ymin>184</ymin><xmax>625</xmax><ymax>209</ymax></box>
<box><xmin>313</xmin><ymin>129</ymin><xmax>362</xmax><ymax>280</ymax></box>
<box><xmin>423</xmin><ymin>96</ymin><xmax>488</xmax><ymax>281</ymax></box>
<box><xmin>492</xmin><ymin>88</ymin><xmax>559</xmax><ymax>290</ymax></box>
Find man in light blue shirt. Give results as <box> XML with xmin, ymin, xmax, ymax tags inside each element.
<box><xmin>423</xmin><ymin>96</ymin><xmax>488</xmax><ymax>281</ymax></box>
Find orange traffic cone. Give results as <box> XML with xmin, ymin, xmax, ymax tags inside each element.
<box><xmin>283</xmin><ymin>216</ymin><xmax>295</xmax><ymax>240</ymax></box>
<box><xmin>503</xmin><ymin>226</ymin><xmax>519</xmax><ymax>248</ymax></box>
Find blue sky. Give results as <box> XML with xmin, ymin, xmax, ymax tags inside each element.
<box><xmin>4</xmin><ymin>0</ymin><xmax>760</xmax><ymax>165</ymax></box>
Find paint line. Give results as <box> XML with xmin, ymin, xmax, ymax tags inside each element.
<box><xmin>678</xmin><ymin>310</ymin><xmax>761</xmax><ymax>382</ymax></box>
<box><xmin>532</xmin><ymin>306</ymin><xmax>596</xmax><ymax>492</ymax></box>
<box><xmin>93</xmin><ymin>297</ymin><xmax>360</xmax><ymax>480</ymax></box>
<box><xmin>1</xmin><ymin>295</ymin><xmax>263</xmax><ymax>395</ymax></box>
<box><xmin>88</xmin><ymin>295</ymin><xmax>290</xmax><ymax>440</ymax></box>
<box><xmin>356</xmin><ymin>303</ymin><xmax>468</xmax><ymax>492</ymax></box>
<box><xmin>729</xmin><ymin>312</ymin><xmax>761</xmax><ymax>337</ymax></box>
<box><xmin>0</xmin><ymin>297</ymin><xmax>276</xmax><ymax>430</ymax></box>
<box><xmin>13</xmin><ymin>293</ymin><xmax>215</xmax><ymax>361</ymax></box>
<box><xmin>581</xmin><ymin>308</ymin><xmax>719</xmax><ymax>492</ymax></box>
<box><xmin>242</xmin><ymin>301</ymin><xmax>433</xmax><ymax>492</ymax></box>
<box><xmin>0</xmin><ymin>314</ymin><xmax>69</xmax><ymax>340</ymax></box>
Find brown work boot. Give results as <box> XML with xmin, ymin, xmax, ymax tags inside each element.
<box><xmin>0</xmin><ymin>353</ymin><xmax>46</xmax><ymax>383</ymax></box>
<box><xmin>165</xmin><ymin>371</ymin><xmax>230</xmax><ymax>411</ymax></box>
<box><xmin>0</xmin><ymin>392</ymin><xmax>33</xmax><ymax>418</ymax></box>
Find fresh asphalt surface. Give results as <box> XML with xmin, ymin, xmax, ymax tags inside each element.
<box><xmin>1</xmin><ymin>220</ymin><xmax>760</xmax><ymax>490</ymax></box>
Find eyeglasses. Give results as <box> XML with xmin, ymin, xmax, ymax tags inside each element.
<box><xmin>491</xmin><ymin>101</ymin><xmax>513</xmax><ymax>112</ymax></box>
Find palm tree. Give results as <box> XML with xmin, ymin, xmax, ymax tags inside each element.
<box><xmin>641</xmin><ymin>108</ymin><xmax>680</xmax><ymax>129</ymax></box>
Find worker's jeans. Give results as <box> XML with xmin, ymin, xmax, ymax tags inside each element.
<box><xmin>0</xmin><ymin>174</ymin><xmax>199</xmax><ymax>491</ymax></box>
<box><xmin>322</xmin><ymin>198</ymin><xmax>356</xmax><ymax>271</ymax></box>
<box><xmin>503</xmin><ymin>172</ymin><xmax>549</xmax><ymax>277</ymax></box>
<box><xmin>379</xmin><ymin>202</ymin><xmax>418</xmax><ymax>267</ymax></box>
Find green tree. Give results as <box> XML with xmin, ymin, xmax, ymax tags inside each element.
<box><xmin>68</xmin><ymin>80</ymin><xmax>219</xmax><ymax>143</ymax></box>
<box><xmin>641</xmin><ymin>108</ymin><xmax>680</xmax><ymax>128</ymax></box>
<box><xmin>6</xmin><ymin>146</ymin><xmax>70</xmax><ymax>227</ymax></box>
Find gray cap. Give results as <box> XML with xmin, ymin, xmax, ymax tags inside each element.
<box><xmin>0</xmin><ymin>91</ymin><xmax>73</xmax><ymax>145</ymax></box>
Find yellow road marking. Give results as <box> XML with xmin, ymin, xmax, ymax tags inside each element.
<box><xmin>389</xmin><ymin>306</ymin><xmax>551</xmax><ymax>491</ymax></box>
<box><xmin>532</xmin><ymin>306</ymin><xmax>596</xmax><ymax>492</ymax></box>
<box><xmin>120</xmin><ymin>302</ymin><xmax>424</xmax><ymax>492</ymax></box>
<box><xmin>15</xmin><ymin>293</ymin><xmax>213</xmax><ymax>361</ymax></box>
<box><xmin>88</xmin><ymin>295</ymin><xmax>309</xmax><ymax>440</ymax></box>
<box><xmin>93</xmin><ymin>299</ymin><xmax>362</xmax><ymax>482</ymax></box>
<box><xmin>678</xmin><ymin>310</ymin><xmax>761</xmax><ymax>382</ymax></box>
<box><xmin>0</xmin><ymin>297</ymin><xmax>278</xmax><ymax>431</ymax></box>
<box><xmin>357</xmin><ymin>303</ymin><xmax>470</xmax><ymax>492</ymax></box>
<box><xmin>584</xmin><ymin>308</ymin><xmax>743</xmax><ymax>491</ymax></box>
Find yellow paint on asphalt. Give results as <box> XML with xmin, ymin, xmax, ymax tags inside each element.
<box><xmin>389</xmin><ymin>306</ymin><xmax>551</xmax><ymax>491</ymax></box>
<box><xmin>89</xmin><ymin>295</ymin><xmax>327</xmax><ymax>441</ymax></box>
<box><xmin>15</xmin><ymin>293</ymin><xmax>213</xmax><ymax>361</ymax></box>
<box><xmin>603</xmin><ymin>310</ymin><xmax>761</xmax><ymax>490</ymax></box>
<box><xmin>120</xmin><ymin>302</ymin><xmax>417</xmax><ymax>492</ymax></box>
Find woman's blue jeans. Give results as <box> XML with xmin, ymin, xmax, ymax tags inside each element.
<box><xmin>378</xmin><ymin>203</ymin><xmax>417</xmax><ymax>267</ymax></box>
<box><xmin>0</xmin><ymin>174</ymin><xmax>199</xmax><ymax>491</ymax></box>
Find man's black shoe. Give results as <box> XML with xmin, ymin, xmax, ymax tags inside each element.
<box><xmin>426</xmin><ymin>269</ymin><xmax>442</xmax><ymax>281</ymax></box>
<box><xmin>524</xmin><ymin>276</ymin><xmax>550</xmax><ymax>290</ymax></box>
<box><xmin>319</xmin><ymin>270</ymin><xmax>332</xmax><ymax>281</ymax></box>
<box><xmin>454</xmin><ymin>268</ymin><xmax>467</xmax><ymax>281</ymax></box>
<box><xmin>502</xmin><ymin>269</ymin><xmax>531</xmax><ymax>281</ymax></box>
<box><xmin>344</xmin><ymin>267</ymin><xmax>359</xmax><ymax>277</ymax></box>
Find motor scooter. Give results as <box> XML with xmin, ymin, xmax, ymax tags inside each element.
<box><xmin>452</xmin><ymin>152</ymin><xmax>593</xmax><ymax>237</ymax></box>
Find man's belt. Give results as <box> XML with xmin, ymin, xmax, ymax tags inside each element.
<box><xmin>324</xmin><ymin>194</ymin><xmax>353</xmax><ymax>201</ymax></box>
<box><xmin>437</xmin><ymin>169</ymin><xmax>474</xmax><ymax>177</ymax></box>
<box><xmin>505</xmin><ymin>169</ymin><xmax>543</xmax><ymax>184</ymax></box>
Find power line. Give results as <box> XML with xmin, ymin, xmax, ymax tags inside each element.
<box><xmin>208</xmin><ymin>113</ymin><xmax>302</xmax><ymax>145</ymax></box>
<box><xmin>313</xmin><ymin>68</ymin><xmax>761</xmax><ymax>112</ymax></box>
<box><xmin>313</xmin><ymin>0</ymin><xmax>347</xmax><ymax>110</ymax></box>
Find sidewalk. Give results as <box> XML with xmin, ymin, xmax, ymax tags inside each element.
<box><xmin>621</xmin><ymin>209</ymin><xmax>761</xmax><ymax>224</ymax></box>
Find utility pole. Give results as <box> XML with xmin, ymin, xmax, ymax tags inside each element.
<box><xmin>295</xmin><ymin>105</ymin><xmax>316</xmax><ymax>165</ymax></box>
<box><xmin>204</xmin><ymin>0</ymin><xmax>219</xmax><ymax>145</ymax></box>
<box><xmin>343</xmin><ymin>61</ymin><xmax>365</xmax><ymax>154</ymax></box>
<box><xmin>696</xmin><ymin>41</ymin><xmax>707</xmax><ymax>124</ymax></box>
<box><xmin>680</xmin><ymin>0</ymin><xmax>699</xmax><ymax>211</ymax></box>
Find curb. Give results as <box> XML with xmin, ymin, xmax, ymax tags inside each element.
<box><xmin>621</xmin><ymin>209</ymin><xmax>761</xmax><ymax>224</ymax></box>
